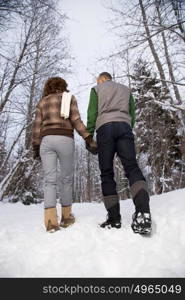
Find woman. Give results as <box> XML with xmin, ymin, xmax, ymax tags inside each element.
<box><xmin>32</xmin><ymin>77</ymin><xmax>96</xmax><ymax>232</ymax></box>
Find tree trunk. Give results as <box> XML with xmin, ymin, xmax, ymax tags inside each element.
<box><xmin>25</xmin><ymin>42</ymin><xmax>40</xmax><ymax>149</ymax></box>
<box><xmin>139</xmin><ymin>0</ymin><xmax>171</xmax><ymax>101</ymax></box>
<box><xmin>0</xmin><ymin>125</ymin><xmax>25</xmax><ymax>174</ymax></box>
<box><xmin>0</xmin><ymin>17</ymin><xmax>34</xmax><ymax>114</ymax></box>
<box><xmin>156</xmin><ymin>2</ymin><xmax>182</xmax><ymax>104</ymax></box>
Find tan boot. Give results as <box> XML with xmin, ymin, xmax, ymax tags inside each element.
<box><xmin>44</xmin><ymin>207</ymin><xmax>60</xmax><ymax>233</ymax></box>
<box><xmin>60</xmin><ymin>206</ymin><xmax>75</xmax><ymax>228</ymax></box>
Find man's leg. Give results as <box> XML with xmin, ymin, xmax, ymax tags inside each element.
<box><xmin>116</xmin><ymin>122</ymin><xmax>151</xmax><ymax>234</ymax></box>
<box><xmin>116</xmin><ymin>123</ymin><xmax>150</xmax><ymax>213</ymax></box>
<box><xmin>97</xmin><ymin>123</ymin><xmax>121</xmax><ymax>228</ymax></box>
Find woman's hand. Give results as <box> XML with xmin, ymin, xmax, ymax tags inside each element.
<box><xmin>33</xmin><ymin>146</ymin><xmax>41</xmax><ymax>160</ymax></box>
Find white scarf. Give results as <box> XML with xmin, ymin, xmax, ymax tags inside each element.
<box><xmin>60</xmin><ymin>91</ymin><xmax>72</xmax><ymax>119</ymax></box>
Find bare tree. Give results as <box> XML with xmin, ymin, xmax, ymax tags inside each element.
<box><xmin>155</xmin><ymin>0</ymin><xmax>182</xmax><ymax>104</ymax></box>
<box><xmin>139</xmin><ymin>0</ymin><xmax>171</xmax><ymax>99</ymax></box>
<box><xmin>0</xmin><ymin>0</ymin><xmax>71</xmax><ymax>202</ymax></box>
<box><xmin>171</xmin><ymin>0</ymin><xmax>185</xmax><ymax>36</ymax></box>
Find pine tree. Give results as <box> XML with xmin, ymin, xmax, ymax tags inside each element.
<box><xmin>131</xmin><ymin>59</ymin><xmax>185</xmax><ymax>194</ymax></box>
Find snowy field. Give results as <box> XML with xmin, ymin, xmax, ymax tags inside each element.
<box><xmin>0</xmin><ymin>188</ymin><xmax>185</xmax><ymax>278</ymax></box>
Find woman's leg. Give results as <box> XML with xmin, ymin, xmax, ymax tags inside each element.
<box><xmin>40</xmin><ymin>136</ymin><xmax>59</xmax><ymax>232</ymax></box>
<box><xmin>55</xmin><ymin>136</ymin><xmax>75</xmax><ymax>227</ymax></box>
<box><xmin>55</xmin><ymin>136</ymin><xmax>75</xmax><ymax>207</ymax></box>
<box><xmin>40</xmin><ymin>136</ymin><xmax>58</xmax><ymax>209</ymax></box>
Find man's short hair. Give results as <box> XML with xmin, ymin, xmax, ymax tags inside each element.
<box><xmin>99</xmin><ymin>72</ymin><xmax>112</xmax><ymax>80</ymax></box>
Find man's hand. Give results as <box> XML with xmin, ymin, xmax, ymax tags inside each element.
<box><xmin>33</xmin><ymin>152</ymin><xmax>41</xmax><ymax>160</ymax></box>
<box><xmin>85</xmin><ymin>135</ymin><xmax>98</xmax><ymax>155</ymax></box>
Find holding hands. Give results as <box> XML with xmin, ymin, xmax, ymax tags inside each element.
<box><xmin>85</xmin><ymin>135</ymin><xmax>98</xmax><ymax>155</ymax></box>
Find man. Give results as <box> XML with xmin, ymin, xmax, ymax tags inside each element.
<box><xmin>86</xmin><ymin>72</ymin><xmax>152</xmax><ymax>234</ymax></box>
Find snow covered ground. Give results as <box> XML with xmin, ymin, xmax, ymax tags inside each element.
<box><xmin>0</xmin><ymin>188</ymin><xmax>185</xmax><ymax>278</ymax></box>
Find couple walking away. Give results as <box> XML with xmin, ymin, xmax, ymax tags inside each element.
<box><xmin>32</xmin><ymin>72</ymin><xmax>152</xmax><ymax>234</ymax></box>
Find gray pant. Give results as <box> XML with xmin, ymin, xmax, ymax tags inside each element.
<box><xmin>40</xmin><ymin>135</ymin><xmax>74</xmax><ymax>209</ymax></box>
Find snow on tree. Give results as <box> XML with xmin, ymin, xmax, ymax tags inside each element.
<box><xmin>131</xmin><ymin>59</ymin><xmax>185</xmax><ymax>194</ymax></box>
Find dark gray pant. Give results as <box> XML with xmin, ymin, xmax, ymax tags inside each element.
<box><xmin>40</xmin><ymin>135</ymin><xmax>74</xmax><ymax>208</ymax></box>
<box><xmin>97</xmin><ymin>122</ymin><xmax>150</xmax><ymax>213</ymax></box>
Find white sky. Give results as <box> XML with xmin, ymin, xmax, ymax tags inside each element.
<box><xmin>60</xmin><ymin>0</ymin><xmax>116</xmax><ymax>121</ymax></box>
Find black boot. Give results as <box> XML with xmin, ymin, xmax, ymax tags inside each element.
<box><xmin>131</xmin><ymin>212</ymin><xmax>152</xmax><ymax>234</ymax></box>
<box><xmin>100</xmin><ymin>202</ymin><xmax>121</xmax><ymax>229</ymax></box>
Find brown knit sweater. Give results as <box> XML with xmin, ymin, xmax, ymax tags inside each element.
<box><xmin>32</xmin><ymin>93</ymin><xmax>90</xmax><ymax>153</ymax></box>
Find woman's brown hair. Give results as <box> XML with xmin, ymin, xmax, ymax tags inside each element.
<box><xmin>42</xmin><ymin>77</ymin><xmax>69</xmax><ymax>97</ymax></box>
